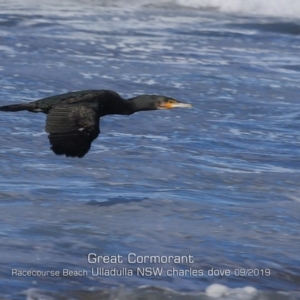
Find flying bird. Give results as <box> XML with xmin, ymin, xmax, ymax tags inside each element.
<box><xmin>0</xmin><ymin>90</ymin><xmax>192</xmax><ymax>158</ymax></box>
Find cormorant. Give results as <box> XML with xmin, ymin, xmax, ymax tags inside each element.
<box><xmin>0</xmin><ymin>90</ymin><xmax>192</xmax><ymax>158</ymax></box>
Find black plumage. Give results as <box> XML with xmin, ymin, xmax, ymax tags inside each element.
<box><xmin>0</xmin><ymin>89</ymin><xmax>192</xmax><ymax>158</ymax></box>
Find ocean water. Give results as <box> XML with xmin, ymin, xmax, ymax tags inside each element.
<box><xmin>0</xmin><ymin>0</ymin><xmax>300</xmax><ymax>299</ymax></box>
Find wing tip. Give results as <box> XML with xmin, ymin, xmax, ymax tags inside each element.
<box><xmin>49</xmin><ymin>134</ymin><xmax>91</xmax><ymax>158</ymax></box>
<box><xmin>51</xmin><ymin>152</ymin><xmax>87</xmax><ymax>158</ymax></box>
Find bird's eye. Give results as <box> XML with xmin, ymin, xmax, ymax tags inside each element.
<box><xmin>168</xmin><ymin>100</ymin><xmax>176</xmax><ymax>104</ymax></box>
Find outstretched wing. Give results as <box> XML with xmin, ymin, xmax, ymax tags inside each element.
<box><xmin>45</xmin><ymin>103</ymin><xmax>100</xmax><ymax>158</ymax></box>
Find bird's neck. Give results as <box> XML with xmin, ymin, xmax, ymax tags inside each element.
<box><xmin>126</xmin><ymin>97</ymin><xmax>157</xmax><ymax>113</ymax></box>
<box><xmin>99</xmin><ymin>98</ymin><xmax>136</xmax><ymax>116</ymax></box>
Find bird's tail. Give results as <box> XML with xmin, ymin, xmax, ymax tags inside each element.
<box><xmin>0</xmin><ymin>103</ymin><xmax>33</xmax><ymax>112</ymax></box>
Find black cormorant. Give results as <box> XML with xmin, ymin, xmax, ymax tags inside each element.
<box><xmin>0</xmin><ymin>90</ymin><xmax>192</xmax><ymax>158</ymax></box>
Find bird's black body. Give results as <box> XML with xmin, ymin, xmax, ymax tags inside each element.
<box><xmin>0</xmin><ymin>89</ymin><xmax>191</xmax><ymax>158</ymax></box>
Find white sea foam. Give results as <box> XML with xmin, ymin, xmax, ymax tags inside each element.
<box><xmin>173</xmin><ymin>0</ymin><xmax>300</xmax><ymax>18</ymax></box>
<box><xmin>98</xmin><ymin>0</ymin><xmax>300</xmax><ymax>18</ymax></box>
<box><xmin>205</xmin><ymin>284</ymin><xmax>257</xmax><ymax>299</ymax></box>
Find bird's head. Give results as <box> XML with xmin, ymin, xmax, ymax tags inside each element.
<box><xmin>128</xmin><ymin>95</ymin><xmax>192</xmax><ymax>113</ymax></box>
<box><xmin>156</xmin><ymin>96</ymin><xmax>193</xmax><ymax>110</ymax></box>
